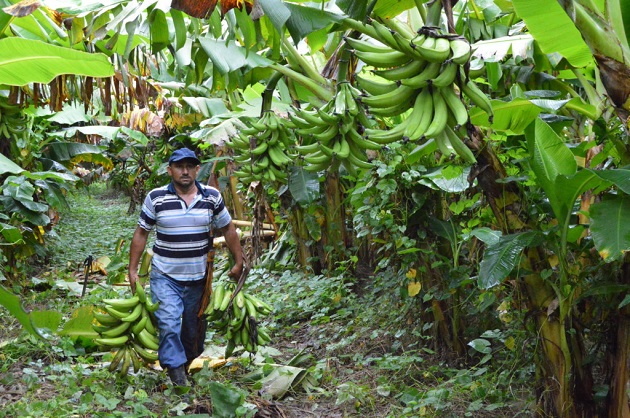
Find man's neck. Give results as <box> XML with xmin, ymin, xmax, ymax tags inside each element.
<box><xmin>173</xmin><ymin>182</ymin><xmax>198</xmax><ymax>196</ymax></box>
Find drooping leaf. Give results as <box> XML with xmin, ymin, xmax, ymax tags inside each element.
<box><xmin>512</xmin><ymin>0</ymin><xmax>593</xmax><ymax>68</ymax></box>
<box><xmin>283</xmin><ymin>3</ymin><xmax>343</xmax><ymax>43</ymax></box>
<box><xmin>470</xmin><ymin>99</ymin><xmax>541</xmax><ymax>133</ymax></box>
<box><xmin>0</xmin><ymin>284</ymin><xmax>46</xmax><ymax>338</ymax></box>
<box><xmin>589</xmin><ymin>194</ymin><xmax>630</xmax><ymax>262</ymax></box>
<box><xmin>478</xmin><ymin>231</ymin><xmax>540</xmax><ymax>289</ymax></box>
<box><xmin>44</xmin><ymin>142</ymin><xmax>113</xmax><ymax>170</ymax></box>
<box><xmin>198</xmin><ymin>38</ymin><xmax>273</xmax><ymax>75</ymax></box>
<box><xmin>289</xmin><ymin>167</ymin><xmax>320</xmax><ymax>206</ymax></box>
<box><xmin>58</xmin><ymin>305</ymin><xmax>99</xmax><ymax>338</ymax></box>
<box><xmin>0</xmin><ymin>38</ymin><xmax>115</xmax><ymax>86</ymax></box>
<box><xmin>472</xmin><ymin>34</ymin><xmax>534</xmax><ymax>62</ymax></box>
<box><xmin>0</xmin><ymin>153</ymin><xmax>24</xmax><ymax>175</ymax></box>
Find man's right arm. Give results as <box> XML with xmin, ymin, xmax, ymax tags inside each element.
<box><xmin>129</xmin><ymin>226</ymin><xmax>150</xmax><ymax>293</ymax></box>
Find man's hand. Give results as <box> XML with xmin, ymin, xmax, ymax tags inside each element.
<box><xmin>128</xmin><ymin>272</ymin><xmax>138</xmax><ymax>294</ymax></box>
<box><xmin>228</xmin><ymin>263</ymin><xmax>243</xmax><ymax>281</ymax></box>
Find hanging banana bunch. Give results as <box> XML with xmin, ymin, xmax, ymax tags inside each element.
<box><xmin>91</xmin><ymin>286</ymin><xmax>160</xmax><ymax>378</ymax></box>
<box><xmin>0</xmin><ymin>100</ymin><xmax>28</xmax><ymax>142</ymax></box>
<box><xmin>205</xmin><ymin>280</ymin><xmax>273</xmax><ymax>358</ymax></box>
<box><xmin>289</xmin><ymin>81</ymin><xmax>383</xmax><ymax>175</ymax></box>
<box><xmin>345</xmin><ymin>16</ymin><xmax>493</xmax><ymax>164</ymax></box>
<box><xmin>226</xmin><ymin>111</ymin><xmax>296</xmax><ymax>185</ymax></box>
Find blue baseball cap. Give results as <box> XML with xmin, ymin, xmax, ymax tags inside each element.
<box><xmin>169</xmin><ymin>148</ymin><xmax>200</xmax><ymax>165</ymax></box>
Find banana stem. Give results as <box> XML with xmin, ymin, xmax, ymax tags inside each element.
<box><xmin>425</xmin><ymin>0</ymin><xmax>443</xmax><ymax>27</ymax></box>
<box><xmin>261</xmin><ymin>71</ymin><xmax>283</xmax><ymax>116</ymax></box>
<box><xmin>281</xmin><ymin>37</ymin><xmax>328</xmax><ymax>86</ymax></box>
<box><xmin>270</xmin><ymin>63</ymin><xmax>333</xmax><ymax>102</ymax></box>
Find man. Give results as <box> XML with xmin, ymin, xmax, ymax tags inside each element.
<box><xmin>128</xmin><ymin>147</ymin><xmax>243</xmax><ymax>386</ymax></box>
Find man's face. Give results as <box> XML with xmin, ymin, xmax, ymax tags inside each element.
<box><xmin>167</xmin><ymin>159</ymin><xmax>199</xmax><ymax>188</ymax></box>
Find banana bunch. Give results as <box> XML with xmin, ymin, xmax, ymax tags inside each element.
<box><xmin>91</xmin><ymin>286</ymin><xmax>160</xmax><ymax>378</ymax></box>
<box><xmin>226</xmin><ymin>111</ymin><xmax>295</xmax><ymax>184</ymax></box>
<box><xmin>290</xmin><ymin>81</ymin><xmax>381</xmax><ymax>175</ymax></box>
<box><xmin>205</xmin><ymin>281</ymin><xmax>273</xmax><ymax>358</ymax></box>
<box><xmin>0</xmin><ymin>100</ymin><xmax>29</xmax><ymax>141</ymax></box>
<box><xmin>347</xmin><ymin>17</ymin><xmax>492</xmax><ymax>163</ymax></box>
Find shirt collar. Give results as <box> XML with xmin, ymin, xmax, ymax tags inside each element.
<box><xmin>167</xmin><ymin>180</ymin><xmax>209</xmax><ymax>197</ymax></box>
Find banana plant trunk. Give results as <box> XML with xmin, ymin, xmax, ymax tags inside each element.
<box><xmin>468</xmin><ymin>126</ymin><xmax>593</xmax><ymax>417</ymax></box>
<box><xmin>320</xmin><ymin>170</ymin><xmax>349</xmax><ymax>271</ymax></box>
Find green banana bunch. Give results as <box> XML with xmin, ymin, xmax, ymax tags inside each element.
<box><xmin>346</xmin><ymin>18</ymin><xmax>489</xmax><ymax>163</ymax></box>
<box><xmin>227</xmin><ymin>111</ymin><xmax>296</xmax><ymax>185</ymax></box>
<box><xmin>92</xmin><ymin>286</ymin><xmax>160</xmax><ymax>378</ymax></box>
<box><xmin>290</xmin><ymin>81</ymin><xmax>380</xmax><ymax>175</ymax></box>
<box><xmin>205</xmin><ymin>281</ymin><xmax>273</xmax><ymax>358</ymax></box>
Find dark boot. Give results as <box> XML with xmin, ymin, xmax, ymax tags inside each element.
<box><xmin>167</xmin><ymin>365</ymin><xmax>188</xmax><ymax>386</ymax></box>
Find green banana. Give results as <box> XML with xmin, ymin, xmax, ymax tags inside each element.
<box><xmin>407</xmin><ymin>88</ymin><xmax>435</xmax><ymax>141</ymax></box>
<box><xmin>135</xmin><ymin>286</ymin><xmax>147</xmax><ymax>304</ymax></box>
<box><xmin>130</xmin><ymin>347</ymin><xmax>143</xmax><ymax>373</ymax></box>
<box><xmin>373</xmin><ymin>59</ymin><xmax>426</xmax><ymax>81</ymax></box>
<box><xmin>104</xmin><ymin>305</ymin><xmax>133</xmax><ymax>320</ymax></box>
<box><xmin>121</xmin><ymin>302</ymin><xmax>143</xmax><ymax>323</ymax></box>
<box><xmin>344</xmin><ymin>36</ymin><xmax>395</xmax><ymax>54</ymax></box>
<box><xmin>359</xmin><ymin>84</ymin><xmax>417</xmax><ymax>109</ymax></box>
<box><xmin>347</xmin><ymin>127</ymin><xmax>382</xmax><ymax>151</ymax></box>
<box><xmin>132</xmin><ymin>341</ymin><xmax>159</xmax><ymax>362</ymax></box>
<box><xmin>461</xmin><ymin>77</ymin><xmax>494</xmax><ymax>122</ymax></box>
<box><xmin>412</xmin><ymin>35</ymin><xmax>451</xmax><ymax>63</ymax></box>
<box><xmin>95</xmin><ymin>335</ymin><xmax>129</xmax><ymax>347</ymax></box>
<box><xmin>444</xmin><ymin>123</ymin><xmax>477</xmax><ymax>164</ymax></box>
<box><xmin>399</xmin><ymin>61</ymin><xmax>442</xmax><ymax>89</ymax></box>
<box><xmin>353</xmin><ymin>49</ymin><xmax>410</xmax><ymax>68</ymax></box>
<box><xmin>449</xmin><ymin>37</ymin><xmax>472</xmax><ymax>65</ymax></box>
<box><xmin>303</xmin><ymin>150</ymin><xmax>332</xmax><ymax>165</ymax></box>
<box><xmin>118</xmin><ymin>347</ymin><xmax>132</xmax><ymax>378</ymax></box>
<box><xmin>430</xmin><ymin>61</ymin><xmax>459</xmax><ymax>88</ymax></box>
<box><xmin>355</xmin><ymin>73</ymin><xmax>399</xmax><ymax>96</ymax></box>
<box><xmin>369</xmin><ymin>18</ymin><xmax>399</xmax><ymax>49</ymax></box>
<box><xmin>219</xmin><ymin>290</ymin><xmax>233</xmax><ymax>312</ymax></box>
<box><xmin>440</xmin><ymin>86</ymin><xmax>469</xmax><ymax>128</ymax></box>
<box><xmin>422</xmin><ymin>87</ymin><xmax>449</xmax><ymax>139</ymax></box>
<box><xmin>94</xmin><ymin>311</ymin><xmax>122</xmax><ymax>326</ymax></box>
<box><xmin>212</xmin><ymin>283</ymin><xmax>226</xmax><ymax>311</ymax></box>
<box><xmin>108</xmin><ymin>345</ymin><xmax>128</xmax><ymax>372</ymax></box>
<box><xmin>144</xmin><ymin>298</ymin><xmax>160</xmax><ymax>313</ymax></box>
<box><xmin>102</xmin><ymin>295</ymin><xmax>139</xmax><ymax>310</ymax></box>
<box><xmin>138</xmin><ymin>329</ymin><xmax>159</xmax><ymax>351</ymax></box>
<box><xmin>101</xmin><ymin>320</ymin><xmax>132</xmax><ymax>338</ymax></box>
<box><xmin>250</xmin><ymin>141</ymin><xmax>269</xmax><ymax>156</ymax></box>
<box><xmin>131</xmin><ymin>315</ymin><xmax>148</xmax><ymax>335</ymax></box>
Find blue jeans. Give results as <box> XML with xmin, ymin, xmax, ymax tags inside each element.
<box><xmin>149</xmin><ymin>271</ymin><xmax>207</xmax><ymax>370</ymax></box>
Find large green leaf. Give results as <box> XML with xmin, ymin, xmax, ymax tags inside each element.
<box><xmin>209</xmin><ymin>381</ymin><xmax>245</xmax><ymax>418</ymax></box>
<box><xmin>0</xmin><ymin>284</ymin><xmax>47</xmax><ymax>338</ymax></box>
<box><xmin>470</xmin><ymin>99</ymin><xmax>541</xmax><ymax>134</ymax></box>
<box><xmin>590</xmin><ymin>194</ymin><xmax>630</xmax><ymax>261</ymax></box>
<box><xmin>289</xmin><ymin>167</ymin><xmax>320</xmax><ymax>206</ymax></box>
<box><xmin>478</xmin><ymin>231</ymin><xmax>541</xmax><ymax>289</ymax></box>
<box><xmin>284</xmin><ymin>3</ymin><xmax>343</xmax><ymax>43</ymax></box>
<box><xmin>44</xmin><ymin>142</ymin><xmax>113</xmax><ymax>170</ymax></box>
<box><xmin>0</xmin><ymin>153</ymin><xmax>24</xmax><ymax>175</ymax></box>
<box><xmin>0</xmin><ymin>38</ymin><xmax>114</xmax><ymax>86</ymax></box>
<box><xmin>58</xmin><ymin>305</ymin><xmax>99</xmax><ymax>338</ymax></box>
<box><xmin>198</xmin><ymin>38</ymin><xmax>273</xmax><ymax>75</ymax></box>
<box><xmin>526</xmin><ymin>119</ymin><xmax>577</xmax><ymax>220</ymax></box>
<box><xmin>512</xmin><ymin>0</ymin><xmax>593</xmax><ymax>68</ymax></box>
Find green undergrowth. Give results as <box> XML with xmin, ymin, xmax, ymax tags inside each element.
<box><xmin>0</xmin><ymin>183</ymin><xmax>535</xmax><ymax>417</ymax></box>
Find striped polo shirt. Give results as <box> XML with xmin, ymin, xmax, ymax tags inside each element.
<box><xmin>138</xmin><ymin>181</ymin><xmax>232</xmax><ymax>281</ymax></box>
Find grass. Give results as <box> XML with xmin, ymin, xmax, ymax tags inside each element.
<box><xmin>0</xmin><ymin>182</ymin><xmax>535</xmax><ymax>417</ymax></box>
